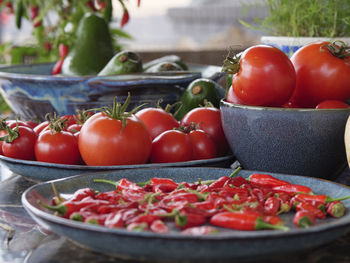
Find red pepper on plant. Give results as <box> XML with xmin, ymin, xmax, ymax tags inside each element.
<box><xmin>29</xmin><ymin>5</ymin><xmax>41</xmax><ymax>27</ymax></box>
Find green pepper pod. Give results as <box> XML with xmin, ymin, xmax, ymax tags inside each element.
<box><xmin>174</xmin><ymin>78</ymin><xmax>221</xmax><ymax>120</ymax></box>
<box><xmin>144</xmin><ymin>61</ymin><xmax>183</xmax><ymax>73</ymax></box>
<box><xmin>15</xmin><ymin>0</ymin><xmax>24</xmax><ymax>29</ymax></box>
<box><xmin>98</xmin><ymin>50</ymin><xmax>143</xmax><ymax>76</ymax></box>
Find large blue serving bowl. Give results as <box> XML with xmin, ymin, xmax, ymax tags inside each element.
<box><xmin>0</xmin><ymin>63</ymin><xmax>223</xmax><ymax>121</ymax></box>
<box><xmin>220</xmin><ymin>100</ymin><xmax>350</xmax><ymax>179</ymax></box>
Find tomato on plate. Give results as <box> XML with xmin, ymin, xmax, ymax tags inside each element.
<box><xmin>224</xmin><ymin>45</ymin><xmax>296</xmax><ymax>107</ymax></box>
<box><xmin>290</xmin><ymin>41</ymin><xmax>350</xmax><ymax>108</ymax></box>
<box><xmin>2</xmin><ymin>126</ymin><xmax>37</xmax><ymax>160</ymax></box>
<box><xmin>316</xmin><ymin>100</ymin><xmax>350</xmax><ymax>109</ymax></box>
<box><xmin>135</xmin><ymin>107</ymin><xmax>179</xmax><ymax>140</ymax></box>
<box><xmin>180</xmin><ymin>107</ymin><xmax>229</xmax><ymax>156</ymax></box>
<box><xmin>151</xmin><ymin>130</ymin><xmax>192</xmax><ymax>163</ymax></box>
<box><xmin>35</xmin><ymin>117</ymin><xmax>81</xmax><ymax>165</ymax></box>
<box><xmin>79</xmin><ymin>95</ymin><xmax>152</xmax><ymax>166</ymax></box>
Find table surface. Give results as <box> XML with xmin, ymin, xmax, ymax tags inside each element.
<box><xmin>0</xmin><ymin>165</ymin><xmax>350</xmax><ymax>263</ymax></box>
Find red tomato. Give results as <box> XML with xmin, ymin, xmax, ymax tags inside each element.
<box><xmin>33</xmin><ymin>121</ymin><xmax>49</xmax><ymax>135</ymax></box>
<box><xmin>6</xmin><ymin>120</ymin><xmax>32</xmax><ymax>129</ymax></box>
<box><xmin>61</xmin><ymin>115</ymin><xmax>77</xmax><ymax>126</ymax></box>
<box><xmin>290</xmin><ymin>41</ymin><xmax>350</xmax><ymax>107</ymax></box>
<box><xmin>67</xmin><ymin>124</ymin><xmax>82</xmax><ymax>134</ymax></box>
<box><xmin>181</xmin><ymin>107</ymin><xmax>229</xmax><ymax>156</ymax></box>
<box><xmin>188</xmin><ymin>129</ymin><xmax>216</xmax><ymax>160</ymax></box>
<box><xmin>35</xmin><ymin>130</ymin><xmax>81</xmax><ymax>165</ymax></box>
<box><xmin>2</xmin><ymin>126</ymin><xmax>37</xmax><ymax>160</ymax></box>
<box><xmin>79</xmin><ymin>112</ymin><xmax>152</xmax><ymax>166</ymax></box>
<box><xmin>316</xmin><ymin>100</ymin><xmax>350</xmax><ymax>109</ymax></box>
<box><xmin>135</xmin><ymin>108</ymin><xmax>179</xmax><ymax>140</ymax></box>
<box><xmin>226</xmin><ymin>86</ymin><xmax>244</xmax><ymax>105</ymax></box>
<box><xmin>151</xmin><ymin>130</ymin><xmax>193</xmax><ymax>163</ymax></box>
<box><xmin>229</xmin><ymin>45</ymin><xmax>296</xmax><ymax>107</ymax></box>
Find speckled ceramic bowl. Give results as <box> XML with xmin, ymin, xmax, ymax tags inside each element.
<box><xmin>220</xmin><ymin>100</ymin><xmax>350</xmax><ymax>179</ymax></box>
<box><xmin>0</xmin><ymin>63</ymin><xmax>223</xmax><ymax>121</ymax></box>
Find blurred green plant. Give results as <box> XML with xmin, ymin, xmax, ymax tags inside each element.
<box><xmin>241</xmin><ymin>0</ymin><xmax>350</xmax><ymax>37</ymax></box>
<box><xmin>0</xmin><ymin>0</ymin><xmax>137</xmax><ymax>64</ymax></box>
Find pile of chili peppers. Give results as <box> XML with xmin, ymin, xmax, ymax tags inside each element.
<box><xmin>39</xmin><ymin>168</ymin><xmax>350</xmax><ymax>235</ymax></box>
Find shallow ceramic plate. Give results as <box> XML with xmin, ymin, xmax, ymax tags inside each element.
<box><xmin>22</xmin><ymin>167</ymin><xmax>350</xmax><ymax>262</ymax></box>
<box><xmin>0</xmin><ymin>154</ymin><xmax>234</xmax><ymax>181</ymax></box>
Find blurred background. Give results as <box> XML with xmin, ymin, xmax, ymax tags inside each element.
<box><xmin>0</xmin><ymin>0</ymin><xmax>267</xmax><ymax>66</ymax></box>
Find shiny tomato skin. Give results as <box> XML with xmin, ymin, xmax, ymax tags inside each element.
<box><xmin>2</xmin><ymin>126</ymin><xmax>37</xmax><ymax>160</ymax></box>
<box><xmin>135</xmin><ymin>108</ymin><xmax>179</xmax><ymax>140</ymax></box>
<box><xmin>232</xmin><ymin>45</ymin><xmax>296</xmax><ymax>107</ymax></box>
<box><xmin>35</xmin><ymin>130</ymin><xmax>81</xmax><ymax>164</ymax></box>
<box><xmin>79</xmin><ymin>112</ymin><xmax>152</xmax><ymax>166</ymax></box>
<box><xmin>226</xmin><ymin>85</ymin><xmax>244</xmax><ymax>105</ymax></box>
<box><xmin>181</xmin><ymin>107</ymin><xmax>229</xmax><ymax>156</ymax></box>
<box><xmin>290</xmin><ymin>42</ymin><xmax>350</xmax><ymax>108</ymax></box>
<box><xmin>151</xmin><ymin>130</ymin><xmax>193</xmax><ymax>163</ymax></box>
<box><xmin>33</xmin><ymin>121</ymin><xmax>50</xmax><ymax>135</ymax></box>
<box><xmin>188</xmin><ymin>129</ymin><xmax>216</xmax><ymax>160</ymax></box>
<box><xmin>316</xmin><ymin>100</ymin><xmax>350</xmax><ymax>109</ymax></box>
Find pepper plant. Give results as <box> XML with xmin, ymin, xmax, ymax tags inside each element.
<box><xmin>0</xmin><ymin>0</ymin><xmax>139</xmax><ymax>64</ymax></box>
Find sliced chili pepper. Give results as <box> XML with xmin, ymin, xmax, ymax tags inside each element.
<box><xmin>296</xmin><ymin>201</ymin><xmax>326</xmax><ymax>219</ymax></box>
<box><xmin>248</xmin><ymin>173</ymin><xmax>290</xmax><ymax>188</ymax></box>
<box><xmin>272</xmin><ymin>184</ymin><xmax>312</xmax><ymax>195</ymax></box>
<box><xmin>181</xmin><ymin>226</ymin><xmax>218</xmax><ymax>235</ymax></box>
<box><xmin>210</xmin><ymin>211</ymin><xmax>289</xmax><ymax>231</ymax></box>
<box><xmin>150</xmin><ymin>219</ymin><xmax>169</xmax><ymax>233</ymax></box>
<box><xmin>293</xmin><ymin>210</ymin><xmax>315</xmax><ymax>228</ymax></box>
<box><xmin>326</xmin><ymin>201</ymin><xmax>346</xmax><ymax>218</ymax></box>
<box><xmin>264</xmin><ymin>196</ymin><xmax>281</xmax><ymax>216</ymax></box>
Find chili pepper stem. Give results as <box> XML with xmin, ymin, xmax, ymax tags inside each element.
<box><xmin>199</xmin><ymin>166</ymin><xmax>242</xmax><ymax>185</ymax></box>
<box><xmin>93</xmin><ymin>179</ymin><xmax>120</xmax><ymax>187</ymax></box>
<box><xmin>327</xmin><ymin>195</ymin><xmax>350</xmax><ymax>203</ymax></box>
<box><xmin>37</xmin><ymin>200</ymin><xmax>66</xmax><ymax>215</ymax></box>
<box><xmin>256</xmin><ymin>218</ymin><xmax>289</xmax><ymax>231</ymax></box>
<box><xmin>51</xmin><ymin>182</ymin><xmax>66</xmax><ymax>204</ymax></box>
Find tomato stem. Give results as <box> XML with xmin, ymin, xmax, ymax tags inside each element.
<box><xmin>222</xmin><ymin>52</ymin><xmax>241</xmax><ymax>74</ymax></box>
<box><xmin>323</xmin><ymin>41</ymin><xmax>350</xmax><ymax>59</ymax></box>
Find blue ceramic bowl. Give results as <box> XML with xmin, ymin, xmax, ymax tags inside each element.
<box><xmin>220</xmin><ymin>100</ymin><xmax>350</xmax><ymax>179</ymax></box>
<box><xmin>21</xmin><ymin>167</ymin><xmax>350</xmax><ymax>261</ymax></box>
<box><xmin>0</xmin><ymin>63</ymin><xmax>223</xmax><ymax>121</ymax></box>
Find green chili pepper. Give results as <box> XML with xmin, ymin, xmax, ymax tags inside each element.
<box><xmin>15</xmin><ymin>0</ymin><xmax>24</xmax><ymax>29</ymax></box>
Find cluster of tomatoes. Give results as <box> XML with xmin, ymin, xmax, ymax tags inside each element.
<box><xmin>0</xmin><ymin>95</ymin><xmax>229</xmax><ymax>166</ymax></box>
<box><xmin>224</xmin><ymin>41</ymin><xmax>350</xmax><ymax>109</ymax></box>
<box><xmin>41</xmin><ymin>170</ymin><xmax>347</xmax><ymax>234</ymax></box>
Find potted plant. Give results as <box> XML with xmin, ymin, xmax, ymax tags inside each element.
<box><xmin>242</xmin><ymin>0</ymin><xmax>350</xmax><ymax>56</ymax></box>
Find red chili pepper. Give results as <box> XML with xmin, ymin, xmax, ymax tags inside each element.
<box><xmin>121</xmin><ymin>189</ymin><xmax>147</xmax><ymax>202</ymax></box>
<box><xmin>118</xmin><ymin>178</ymin><xmax>143</xmax><ymax>191</ymax></box>
<box><xmin>264</xmin><ymin>196</ymin><xmax>280</xmax><ymax>216</ymax></box>
<box><xmin>326</xmin><ymin>201</ymin><xmax>346</xmax><ymax>218</ymax></box>
<box><xmin>248</xmin><ymin>174</ymin><xmax>291</xmax><ymax>188</ymax></box>
<box><xmin>30</xmin><ymin>5</ymin><xmax>42</xmax><ymax>27</ymax></box>
<box><xmin>127</xmin><ymin>214</ymin><xmax>159</xmax><ymax>226</ymax></box>
<box><xmin>208</xmin><ymin>176</ymin><xmax>230</xmax><ymax>190</ymax></box>
<box><xmin>104</xmin><ymin>208</ymin><xmax>139</xmax><ymax>228</ymax></box>
<box><xmin>263</xmin><ymin>215</ymin><xmax>284</xmax><ymax>226</ymax></box>
<box><xmin>95</xmin><ymin>190</ymin><xmax>121</xmax><ymax>204</ymax></box>
<box><xmin>273</xmin><ymin>184</ymin><xmax>312</xmax><ymax>195</ymax></box>
<box><xmin>137</xmin><ymin>0</ymin><xmax>141</xmax><ymax>7</ymax></box>
<box><xmin>218</xmin><ymin>187</ymin><xmax>250</xmax><ymax>201</ymax></box>
<box><xmin>121</xmin><ymin>8</ymin><xmax>129</xmax><ymax>27</ymax></box>
<box><xmin>223</xmin><ymin>176</ymin><xmax>248</xmax><ymax>188</ymax></box>
<box><xmin>293</xmin><ymin>210</ymin><xmax>315</xmax><ymax>228</ymax></box>
<box><xmin>150</xmin><ymin>177</ymin><xmax>178</xmax><ymax>192</ymax></box>
<box><xmin>296</xmin><ymin>201</ymin><xmax>326</xmax><ymax>219</ymax></box>
<box><xmin>85</xmin><ymin>0</ymin><xmax>97</xmax><ymax>11</ymax></box>
<box><xmin>70</xmin><ymin>187</ymin><xmax>96</xmax><ymax>202</ymax></box>
<box><xmin>294</xmin><ymin>193</ymin><xmax>350</xmax><ymax>205</ymax></box>
<box><xmin>44</xmin><ymin>41</ymin><xmax>52</xmax><ymax>52</ymax></box>
<box><xmin>175</xmin><ymin>211</ymin><xmax>206</xmax><ymax>229</ymax></box>
<box><xmin>38</xmin><ymin>197</ymin><xmax>109</xmax><ymax>218</ymax></box>
<box><xmin>181</xmin><ymin>226</ymin><xmax>218</xmax><ymax>235</ymax></box>
<box><xmin>85</xmin><ymin>214</ymin><xmax>108</xmax><ymax>225</ymax></box>
<box><xmin>52</xmin><ymin>58</ymin><xmax>64</xmax><ymax>75</ymax></box>
<box><xmin>210</xmin><ymin>211</ymin><xmax>288</xmax><ymax>231</ymax></box>
<box><xmin>59</xmin><ymin>43</ymin><xmax>68</xmax><ymax>59</ymax></box>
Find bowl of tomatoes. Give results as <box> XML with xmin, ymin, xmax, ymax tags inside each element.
<box><xmin>221</xmin><ymin>41</ymin><xmax>350</xmax><ymax>179</ymax></box>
